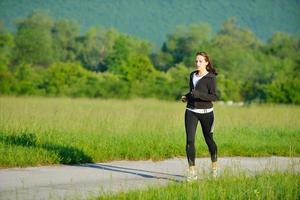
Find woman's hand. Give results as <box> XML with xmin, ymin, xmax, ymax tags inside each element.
<box><xmin>181</xmin><ymin>95</ymin><xmax>187</xmax><ymax>103</ymax></box>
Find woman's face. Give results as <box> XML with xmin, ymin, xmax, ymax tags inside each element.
<box><xmin>195</xmin><ymin>55</ymin><xmax>208</xmax><ymax>69</ymax></box>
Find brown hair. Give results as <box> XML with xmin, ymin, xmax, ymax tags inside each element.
<box><xmin>195</xmin><ymin>51</ymin><xmax>218</xmax><ymax>75</ymax></box>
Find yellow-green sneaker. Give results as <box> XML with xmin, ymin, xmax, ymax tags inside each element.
<box><xmin>186</xmin><ymin>168</ymin><xmax>198</xmax><ymax>182</ymax></box>
<box><xmin>211</xmin><ymin>167</ymin><xmax>218</xmax><ymax>180</ymax></box>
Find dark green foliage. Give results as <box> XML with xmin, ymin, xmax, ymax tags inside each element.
<box><xmin>0</xmin><ymin>22</ymin><xmax>16</xmax><ymax>94</ymax></box>
<box><xmin>13</xmin><ymin>10</ymin><xmax>54</xmax><ymax>67</ymax></box>
<box><xmin>1</xmin><ymin>0</ymin><xmax>300</xmax><ymax>46</ymax></box>
<box><xmin>52</xmin><ymin>19</ymin><xmax>80</xmax><ymax>63</ymax></box>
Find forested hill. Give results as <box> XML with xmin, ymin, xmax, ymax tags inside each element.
<box><xmin>1</xmin><ymin>0</ymin><xmax>300</xmax><ymax>48</ymax></box>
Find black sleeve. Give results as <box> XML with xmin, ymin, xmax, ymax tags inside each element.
<box><xmin>184</xmin><ymin>91</ymin><xmax>192</xmax><ymax>98</ymax></box>
<box><xmin>183</xmin><ymin>73</ymin><xmax>193</xmax><ymax>97</ymax></box>
<box><xmin>191</xmin><ymin>76</ymin><xmax>218</xmax><ymax>101</ymax></box>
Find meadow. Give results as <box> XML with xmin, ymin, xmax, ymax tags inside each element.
<box><xmin>0</xmin><ymin>96</ymin><xmax>299</xmax><ymax>168</ymax></box>
<box><xmin>95</xmin><ymin>169</ymin><xmax>300</xmax><ymax>200</ymax></box>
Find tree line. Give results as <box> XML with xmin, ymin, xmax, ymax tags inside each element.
<box><xmin>0</xmin><ymin>10</ymin><xmax>299</xmax><ymax>103</ymax></box>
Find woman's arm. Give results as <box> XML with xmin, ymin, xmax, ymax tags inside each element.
<box><xmin>181</xmin><ymin>72</ymin><xmax>193</xmax><ymax>102</ymax></box>
<box><xmin>191</xmin><ymin>76</ymin><xmax>218</xmax><ymax>101</ymax></box>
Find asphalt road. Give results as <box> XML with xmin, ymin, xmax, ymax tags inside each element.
<box><xmin>0</xmin><ymin>156</ymin><xmax>299</xmax><ymax>200</ymax></box>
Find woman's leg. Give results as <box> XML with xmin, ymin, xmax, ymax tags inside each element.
<box><xmin>199</xmin><ymin>111</ymin><xmax>218</xmax><ymax>163</ymax></box>
<box><xmin>184</xmin><ymin>109</ymin><xmax>199</xmax><ymax>167</ymax></box>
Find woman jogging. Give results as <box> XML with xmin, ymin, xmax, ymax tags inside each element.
<box><xmin>181</xmin><ymin>51</ymin><xmax>218</xmax><ymax>182</ymax></box>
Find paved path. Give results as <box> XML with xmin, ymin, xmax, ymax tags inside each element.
<box><xmin>0</xmin><ymin>156</ymin><xmax>299</xmax><ymax>200</ymax></box>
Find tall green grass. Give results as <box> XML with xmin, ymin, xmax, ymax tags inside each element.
<box><xmin>95</xmin><ymin>170</ymin><xmax>300</xmax><ymax>200</ymax></box>
<box><xmin>0</xmin><ymin>96</ymin><xmax>299</xmax><ymax>167</ymax></box>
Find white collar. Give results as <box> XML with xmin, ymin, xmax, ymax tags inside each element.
<box><xmin>194</xmin><ymin>71</ymin><xmax>208</xmax><ymax>78</ymax></box>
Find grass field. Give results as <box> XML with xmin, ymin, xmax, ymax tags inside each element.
<box><xmin>95</xmin><ymin>169</ymin><xmax>300</xmax><ymax>200</ymax></box>
<box><xmin>0</xmin><ymin>96</ymin><xmax>299</xmax><ymax>168</ymax></box>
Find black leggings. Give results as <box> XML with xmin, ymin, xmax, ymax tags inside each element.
<box><xmin>184</xmin><ymin>109</ymin><xmax>218</xmax><ymax>166</ymax></box>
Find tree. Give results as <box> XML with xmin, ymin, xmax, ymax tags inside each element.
<box><xmin>0</xmin><ymin>21</ymin><xmax>15</xmax><ymax>94</ymax></box>
<box><xmin>52</xmin><ymin>19</ymin><xmax>80</xmax><ymax>62</ymax></box>
<box><xmin>78</xmin><ymin>27</ymin><xmax>119</xmax><ymax>72</ymax></box>
<box><xmin>14</xmin><ymin>10</ymin><xmax>54</xmax><ymax>67</ymax></box>
<box><xmin>152</xmin><ymin>23</ymin><xmax>213</xmax><ymax>71</ymax></box>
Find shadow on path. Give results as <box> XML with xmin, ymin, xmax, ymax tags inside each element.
<box><xmin>77</xmin><ymin>163</ymin><xmax>185</xmax><ymax>182</ymax></box>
